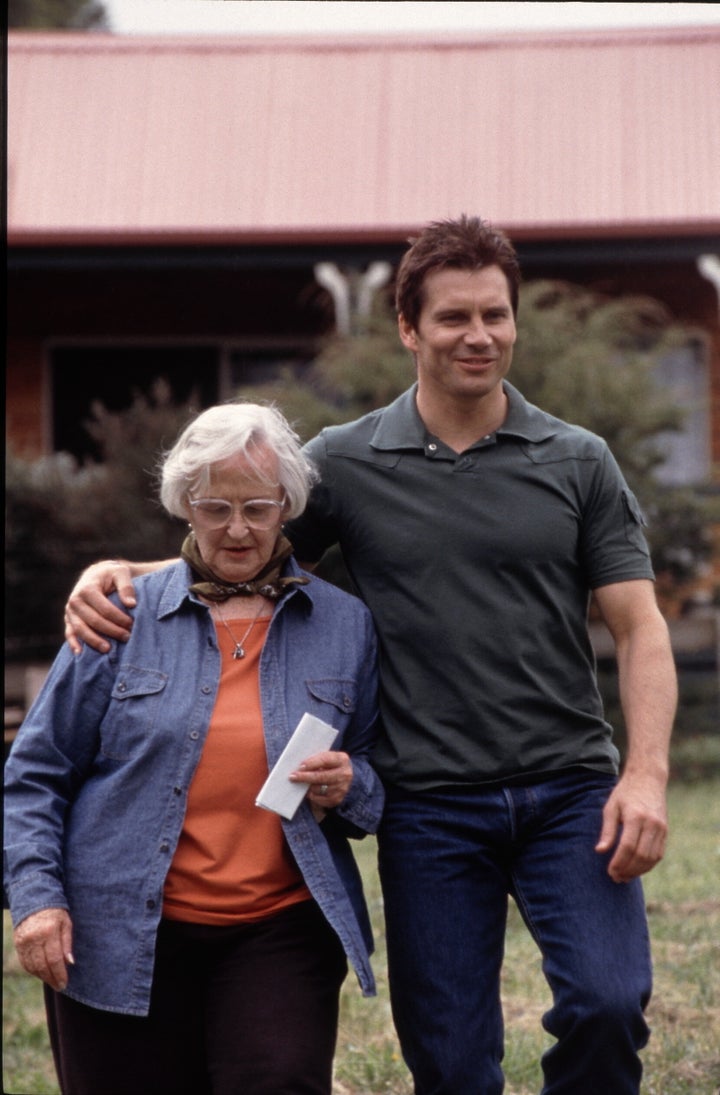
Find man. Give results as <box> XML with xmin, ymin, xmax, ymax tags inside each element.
<box><xmin>64</xmin><ymin>216</ymin><xmax>676</xmax><ymax>1095</ymax></box>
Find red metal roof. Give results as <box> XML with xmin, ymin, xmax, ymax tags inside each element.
<box><xmin>7</xmin><ymin>26</ymin><xmax>720</xmax><ymax>245</ymax></box>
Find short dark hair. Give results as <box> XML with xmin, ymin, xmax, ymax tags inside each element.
<box><xmin>395</xmin><ymin>215</ymin><xmax>521</xmax><ymax>328</ymax></box>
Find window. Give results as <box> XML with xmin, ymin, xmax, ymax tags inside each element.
<box><xmin>51</xmin><ymin>344</ymin><xmax>219</xmax><ymax>461</ymax></box>
<box><xmin>222</xmin><ymin>343</ymin><xmax>316</xmax><ymax>395</ymax></box>
<box><xmin>653</xmin><ymin>339</ymin><xmax>711</xmax><ymax>486</ymax></box>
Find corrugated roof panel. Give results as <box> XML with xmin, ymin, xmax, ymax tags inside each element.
<box><xmin>7</xmin><ymin>29</ymin><xmax>720</xmax><ymax>242</ymax></box>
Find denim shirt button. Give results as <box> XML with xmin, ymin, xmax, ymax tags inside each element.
<box><xmin>117</xmin><ymin>682</ymin><xmax>127</xmax><ymax>693</ymax></box>
<box><xmin>343</xmin><ymin>696</ymin><xmax>352</xmax><ymax>708</ymax></box>
<box><xmin>190</xmin><ymin>731</ymin><xmax>200</xmax><ymax>740</ymax></box>
<box><xmin>201</xmin><ymin>686</ymin><xmax>211</xmax><ymax>695</ymax></box>
<box><xmin>160</xmin><ymin>842</ymin><xmax>170</xmax><ymax>853</ymax></box>
<box><xmin>173</xmin><ymin>786</ymin><xmax>182</xmax><ymax>796</ymax></box>
<box><xmin>146</xmin><ymin>899</ymin><xmax>156</xmax><ymax>910</ymax></box>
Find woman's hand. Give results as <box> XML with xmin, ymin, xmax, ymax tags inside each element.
<box><xmin>14</xmin><ymin>908</ymin><xmax>75</xmax><ymax>991</ymax></box>
<box><xmin>290</xmin><ymin>750</ymin><xmax>354</xmax><ymax>818</ymax></box>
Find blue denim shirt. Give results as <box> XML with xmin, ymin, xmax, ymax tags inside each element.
<box><xmin>4</xmin><ymin>560</ymin><xmax>384</xmax><ymax>1014</ymax></box>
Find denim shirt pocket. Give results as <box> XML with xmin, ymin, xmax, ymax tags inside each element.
<box><xmin>305</xmin><ymin>679</ymin><xmax>357</xmax><ymax>736</ymax></box>
<box><xmin>101</xmin><ymin>666</ymin><xmax>169</xmax><ymax>760</ymax></box>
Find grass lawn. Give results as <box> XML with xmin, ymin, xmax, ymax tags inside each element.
<box><xmin>4</xmin><ymin>778</ymin><xmax>719</xmax><ymax>1095</ymax></box>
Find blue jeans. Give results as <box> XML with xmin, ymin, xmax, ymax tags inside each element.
<box><xmin>377</xmin><ymin>772</ymin><xmax>652</xmax><ymax>1095</ymax></box>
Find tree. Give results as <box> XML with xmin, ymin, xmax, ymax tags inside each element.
<box><xmin>511</xmin><ymin>281</ymin><xmax>686</xmax><ymax>485</ymax></box>
<box><xmin>234</xmin><ymin>303</ymin><xmax>414</xmax><ymax>444</ymax></box>
<box><xmin>5</xmin><ymin>382</ymin><xmax>194</xmax><ymax>655</ymax></box>
<box><xmin>8</xmin><ymin>0</ymin><xmax>109</xmax><ymax>29</ymax></box>
<box><xmin>510</xmin><ymin>281</ymin><xmax>719</xmax><ymax>588</ymax></box>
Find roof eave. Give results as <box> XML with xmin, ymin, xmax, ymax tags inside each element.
<box><xmin>8</xmin><ymin>218</ymin><xmax>720</xmax><ymax>249</ymax></box>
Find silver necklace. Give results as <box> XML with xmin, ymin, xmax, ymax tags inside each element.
<box><xmin>214</xmin><ymin>600</ymin><xmax>267</xmax><ymax>660</ymax></box>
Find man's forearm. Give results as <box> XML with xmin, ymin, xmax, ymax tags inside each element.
<box><xmin>616</xmin><ymin>619</ymin><xmax>677</xmax><ymax>780</ymax></box>
<box><xmin>119</xmin><ymin>558</ymin><xmax>179</xmax><ymax>578</ymax></box>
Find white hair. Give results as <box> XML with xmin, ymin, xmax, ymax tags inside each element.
<box><xmin>160</xmin><ymin>402</ymin><xmax>318</xmax><ymax>520</ymax></box>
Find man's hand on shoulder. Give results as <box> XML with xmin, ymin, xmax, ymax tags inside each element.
<box><xmin>64</xmin><ymin>558</ymin><xmax>173</xmax><ymax>654</ymax></box>
<box><xmin>64</xmin><ymin>560</ymin><xmax>137</xmax><ymax>653</ymax></box>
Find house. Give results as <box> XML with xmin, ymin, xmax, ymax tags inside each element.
<box><xmin>7</xmin><ymin>26</ymin><xmax>720</xmax><ymax>475</ymax></box>
<box><xmin>5</xmin><ymin>24</ymin><xmax>720</xmax><ymax>727</ymax></box>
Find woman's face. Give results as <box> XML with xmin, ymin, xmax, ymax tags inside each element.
<box><xmin>186</xmin><ymin>445</ymin><xmax>286</xmax><ymax>584</ymax></box>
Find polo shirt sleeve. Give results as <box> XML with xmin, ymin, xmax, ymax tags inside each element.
<box><xmin>581</xmin><ymin>442</ymin><xmax>655</xmax><ymax>589</ymax></box>
<box><xmin>286</xmin><ymin>433</ymin><xmax>341</xmax><ymax>564</ymax></box>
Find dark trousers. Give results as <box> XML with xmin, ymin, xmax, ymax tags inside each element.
<box><xmin>44</xmin><ymin>900</ymin><xmax>347</xmax><ymax>1095</ymax></box>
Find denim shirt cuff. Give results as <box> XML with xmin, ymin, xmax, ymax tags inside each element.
<box><xmin>336</xmin><ymin>759</ymin><xmax>384</xmax><ymax>833</ymax></box>
<box><xmin>6</xmin><ymin>875</ymin><xmax>69</xmax><ymax>930</ymax></box>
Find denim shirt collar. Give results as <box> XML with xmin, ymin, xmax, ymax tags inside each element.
<box><xmin>156</xmin><ymin>557</ymin><xmax>315</xmax><ymax>620</ymax></box>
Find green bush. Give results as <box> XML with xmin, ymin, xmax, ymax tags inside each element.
<box><xmin>5</xmin><ymin>383</ymin><xmax>191</xmax><ymax>657</ymax></box>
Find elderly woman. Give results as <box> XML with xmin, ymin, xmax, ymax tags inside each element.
<box><xmin>4</xmin><ymin>403</ymin><xmax>384</xmax><ymax>1095</ymax></box>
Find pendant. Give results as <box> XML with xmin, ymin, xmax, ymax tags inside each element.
<box><xmin>232</xmin><ymin>644</ymin><xmax>246</xmax><ymax>660</ymax></box>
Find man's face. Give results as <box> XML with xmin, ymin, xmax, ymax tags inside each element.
<box><xmin>398</xmin><ymin>265</ymin><xmax>517</xmax><ymax>406</ymax></box>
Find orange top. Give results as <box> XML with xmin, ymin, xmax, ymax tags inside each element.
<box><xmin>163</xmin><ymin>614</ymin><xmax>310</xmax><ymax>925</ymax></box>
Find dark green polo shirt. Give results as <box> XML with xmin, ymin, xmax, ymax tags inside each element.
<box><xmin>288</xmin><ymin>383</ymin><xmax>654</xmax><ymax>791</ymax></box>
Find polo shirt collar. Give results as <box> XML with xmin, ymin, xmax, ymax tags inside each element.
<box><xmin>370</xmin><ymin>382</ymin><xmax>559</xmax><ymax>452</ymax></box>
<box><xmin>499</xmin><ymin>383</ymin><xmax>560</xmax><ymax>442</ymax></box>
<box><xmin>369</xmin><ymin>385</ymin><xmax>426</xmax><ymax>451</ymax></box>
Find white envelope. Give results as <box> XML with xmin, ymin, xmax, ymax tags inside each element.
<box><xmin>255</xmin><ymin>712</ymin><xmax>339</xmax><ymax>819</ymax></box>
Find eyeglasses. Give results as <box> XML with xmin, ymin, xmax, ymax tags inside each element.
<box><xmin>188</xmin><ymin>498</ymin><xmax>284</xmax><ymax>531</ymax></box>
